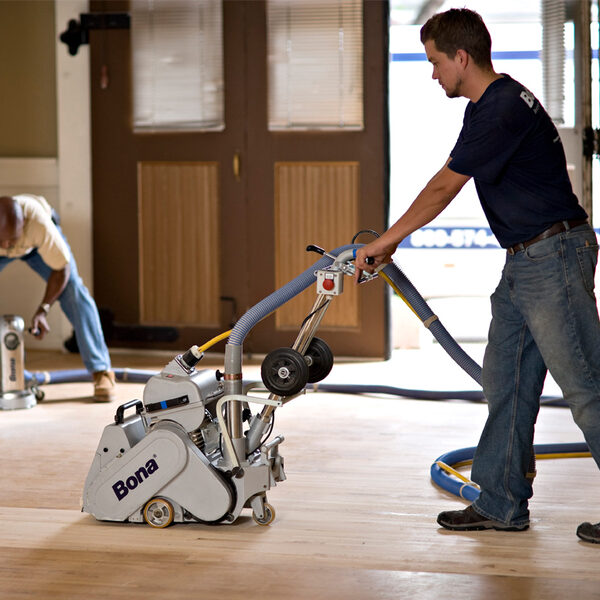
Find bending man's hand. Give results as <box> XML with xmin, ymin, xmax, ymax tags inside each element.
<box><xmin>30</xmin><ymin>310</ymin><xmax>50</xmax><ymax>340</ymax></box>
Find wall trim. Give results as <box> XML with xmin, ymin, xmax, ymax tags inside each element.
<box><xmin>0</xmin><ymin>158</ymin><xmax>58</xmax><ymax>187</ymax></box>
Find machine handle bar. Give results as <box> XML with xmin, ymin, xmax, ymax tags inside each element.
<box><xmin>114</xmin><ymin>399</ymin><xmax>144</xmax><ymax>424</ymax></box>
<box><xmin>307</xmin><ymin>243</ymin><xmax>374</xmax><ymax>265</ymax></box>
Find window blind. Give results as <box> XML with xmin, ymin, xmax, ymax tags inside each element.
<box><xmin>130</xmin><ymin>0</ymin><xmax>224</xmax><ymax>132</ymax></box>
<box><xmin>267</xmin><ymin>0</ymin><xmax>364</xmax><ymax>130</ymax></box>
<box><xmin>541</xmin><ymin>0</ymin><xmax>566</xmax><ymax>125</ymax></box>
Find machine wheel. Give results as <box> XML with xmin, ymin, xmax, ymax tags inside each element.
<box><xmin>305</xmin><ymin>337</ymin><xmax>334</xmax><ymax>383</ymax></box>
<box><xmin>261</xmin><ymin>348</ymin><xmax>309</xmax><ymax>396</ymax></box>
<box><xmin>143</xmin><ymin>497</ymin><xmax>175</xmax><ymax>528</ymax></box>
<box><xmin>252</xmin><ymin>502</ymin><xmax>276</xmax><ymax>526</ymax></box>
<box><xmin>32</xmin><ymin>386</ymin><xmax>45</xmax><ymax>402</ymax></box>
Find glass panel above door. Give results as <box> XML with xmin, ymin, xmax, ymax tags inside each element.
<box><xmin>131</xmin><ymin>0</ymin><xmax>224</xmax><ymax>132</ymax></box>
<box><xmin>267</xmin><ymin>0</ymin><xmax>364</xmax><ymax>130</ymax></box>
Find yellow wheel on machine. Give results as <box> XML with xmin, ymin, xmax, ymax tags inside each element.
<box><xmin>143</xmin><ymin>497</ymin><xmax>175</xmax><ymax>528</ymax></box>
<box><xmin>252</xmin><ymin>502</ymin><xmax>276</xmax><ymax>526</ymax></box>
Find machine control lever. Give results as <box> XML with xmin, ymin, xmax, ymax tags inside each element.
<box><xmin>306</xmin><ymin>244</ymin><xmax>339</xmax><ymax>263</ymax></box>
<box><xmin>306</xmin><ymin>244</ymin><xmax>325</xmax><ymax>255</ymax></box>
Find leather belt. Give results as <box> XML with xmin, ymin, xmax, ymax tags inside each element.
<box><xmin>506</xmin><ymin>219</ymin><xmax>588</xmax><ymax>255</ymax></box>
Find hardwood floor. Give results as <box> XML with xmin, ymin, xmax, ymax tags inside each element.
<box><xmin>1</xmin><ymin>348</ymin><xmax>599</xmax><ymax>599</ymax></box>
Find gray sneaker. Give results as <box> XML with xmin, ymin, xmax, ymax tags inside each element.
<box><xmin>576</xmin><ymin>521</ymin><xmax>600</xmax><ymax>544</ymax></box>
<box><xmin>437</xmin><ymin>505</ymin><xmax>529</xmax><ymax>531</ymax></box>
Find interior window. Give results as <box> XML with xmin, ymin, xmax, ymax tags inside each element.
<box><xmin>130</xmin><ymin>0</ymin><xmax>224</xmax><ymax>132</ymax></box>
<box><xmin>267</xmin><ymin>0</ymin><xmax>363</xmax><ymax>130</ymax></box>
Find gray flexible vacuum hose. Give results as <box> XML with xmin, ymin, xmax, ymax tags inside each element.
<box><xmin>382</xmin><ymin>262</ymin><xmax>483</xmax><ymax>386</ymax></box>
<box><xmin>227</xmin><ymin>244</ymin><xmax>482</xmax><ymax>387</ymax></box>
<box><xmin>228</xmin><ymin>244</ymin><xmax>360</xmax><ymax>346</ymax></box>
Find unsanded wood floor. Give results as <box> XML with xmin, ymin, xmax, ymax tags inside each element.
<box><xmin>1</xmin><ymin>347</ymin><xmax>599</xmax><ymax>600</ymax></box>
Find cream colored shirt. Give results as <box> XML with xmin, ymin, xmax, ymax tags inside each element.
<box><xmin>0</xmin><ymin>194</ymin><xmax>70</xmax><ymax>270</ymax></box>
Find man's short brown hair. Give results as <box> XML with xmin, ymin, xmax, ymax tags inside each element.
<box><xmin>420</xmin><ymin>8</ymin><xmax>493</xmax><ymax>69</ymax></box>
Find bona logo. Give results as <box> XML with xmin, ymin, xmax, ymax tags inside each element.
<box><xmin>112</xmin><ymin>458</ymin><xmax>159</xmax><ymax>501</ymax></box>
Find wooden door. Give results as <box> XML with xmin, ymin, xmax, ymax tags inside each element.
<box><xmin>89</xmin><ymin>0</ymin><xmax>389</xmax><ymax>358</ymax></box>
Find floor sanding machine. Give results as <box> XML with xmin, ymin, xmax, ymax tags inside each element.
<box><xmin>81</xmin><ymin>244</ymin><xmax>380</xmax><ymax>528</ymax></box>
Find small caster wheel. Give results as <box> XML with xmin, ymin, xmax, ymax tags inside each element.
<box><xmin>252</xmin><ymin>502</ymin><xmax>276</xmax><ymax>526</ymax></box>
<box><xmin>143</xmin><ymin>497</ymin><xmax>174</xmax><ymax>528</ymax></box>
<box><xmin>261</xmin><ymin>347</ymin><xmax>309</xmax><ymax>396</ymax></box>
<box><xmin>32</xmin><ymin>385</ymin><xmax>45</xmax><ymax>402</ymax></box>
<box><xmin>305</xmin><ymin>337</ymin><xmax>334</xmax><ymax>383</ymax></box>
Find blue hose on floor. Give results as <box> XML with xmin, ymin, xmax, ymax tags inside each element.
<box><xmin>309</xmin><ymin>383</ymin><xmax>566</xmax><ymax>406</ymax></box>
<box><xmin>431</xmin><ymin>442</ymin><xmax>591</xmax><ymax>501</ymax></box>
<box><xmin>24</xmin><ymin>368</ymin><xmax>155</xmax><ymax>385</ymax></box>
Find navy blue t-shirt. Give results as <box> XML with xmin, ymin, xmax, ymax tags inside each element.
<box><xmin>449</xmin><ymin>75</ymin><xmax>587</xmax><ymax>248</ymax></box>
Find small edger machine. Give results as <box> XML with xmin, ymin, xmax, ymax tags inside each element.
<box><xmin>0</xmin><ymin>315</ymin><xmax>38</xmax><ymax>410</ymax></box>
<box><xmin>81</xmin><ymin>241</ymin><xmax>484</xmax><ymax>528</ymax></box>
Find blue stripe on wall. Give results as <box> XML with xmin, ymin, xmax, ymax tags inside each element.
<box><xmin>390</xmin><ymin>50</ymin><xmax>541</xmax><ymax>62</ymax></box>
<box><xmin>389</xmin><ymin>49</ymin><xmax>597</xmax><ymax>62</ymax></box>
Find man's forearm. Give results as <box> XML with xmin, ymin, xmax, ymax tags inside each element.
<box><xmin>40</xmin><ymin>265</ymin><xmax>70</xmax><ymax>308</ymax></box>
<box><xmin>373</xmin><ymin>167</ymin><xmax>466</xmax><ymax>254</ymax></box>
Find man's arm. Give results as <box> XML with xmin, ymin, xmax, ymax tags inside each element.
<box><xmin>354</xmin><ymin>159</ymin><xmax>470</xmax><ymax>280</ymax></box>
<box><xmin>30</xmin><ymin>264</ymin><xmax>70</xmax><ymax>339</ymax></box>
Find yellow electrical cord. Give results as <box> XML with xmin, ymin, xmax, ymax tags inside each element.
<box><xmin>435</xmin><ymin>460</ymin><xmax>480</xmax><ymax>488</ymax></box>
<box><xmin>533</xmin><ymin>451</ymin><xmax>592</xmax><ymax>460</ymax></box>
<box><xmin>197</xmin><ymin>329</ymin><xmax>232</xmax><ymax>353</ymax></box>
<box><xmin>379</xmin><ymin>271</ymin><xmax>421</xmax><ymax>320</ymax></box>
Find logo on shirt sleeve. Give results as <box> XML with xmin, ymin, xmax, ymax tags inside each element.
<box><xmin>519</xmin><ymin>88</ymin><xmax>539</xmax><ymax>113</ymax></box>
<box><xmin>520</xmin><ymin>89</ymin><xmax>534</xmax><ymax>108</ymax></box>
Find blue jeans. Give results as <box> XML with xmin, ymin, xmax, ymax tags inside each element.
<box><xmin>471</xmin><ymin>223</ymin><xmax>600</xmax><ymax>526</ymax></box>
<box><xmin>0</xmin><ymin>222</ymin><xmax>111</xmax><ymax>374</ymax></box>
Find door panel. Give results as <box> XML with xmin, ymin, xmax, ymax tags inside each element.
<box><xmin>89</xmin><ymin>0</ymin><xmax>389</xmax><ymax>357</ymax></box>
<box><xmin>274</xmin><ymin>161</ymin><xmax>360</xmax><ymax>330</ymax></box>
<box><xmin>138</xmin><ymin>161</ymin><xmax>221</xmax><ymax>326</ymax></box>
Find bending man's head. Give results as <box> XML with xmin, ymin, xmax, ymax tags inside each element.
<box><xmin>0</xmin><ymin>196</ymin><xmax>24</xmax><ymax>250</ymax></box>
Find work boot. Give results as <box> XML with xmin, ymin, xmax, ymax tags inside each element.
<box><xmin>437</xmin><ymin>505</ymin><xmax>529</xmax><ymax>532</ymax></box>
<box><xmin>93</xmin><ymin>370</ymin><xmax>116</xmax><ymax>402</ymax></box>
<box><xmin>576</xmin><ymin>521</ymin><xmax>600</xmax><ymax>544</ymax></box>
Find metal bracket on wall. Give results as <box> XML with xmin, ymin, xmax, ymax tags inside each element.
<box><xmin>59</xmin><ymin>13</ymin><xmax>130</xmax><ymax>56</ymax></box>
<box><xmin>583</xmin><ymin>126</ymin><xmax>600</xmax><ymax>158</ymax></box>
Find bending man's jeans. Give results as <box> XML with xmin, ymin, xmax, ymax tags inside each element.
<box><xmin>0</xmin><ymin>222</ymin><xmax>111</xmax><ymax>374</ymax></box>
<box><xmin>472</xmin><ymin>223</ymin><xmax>600</xmax><ymax>527</ymax></box>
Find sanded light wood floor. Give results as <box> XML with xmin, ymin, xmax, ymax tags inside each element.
<box><xmin>1</xmin><ymin>347</ymin><xmax>600</xmax><ymax>600</ymax></box>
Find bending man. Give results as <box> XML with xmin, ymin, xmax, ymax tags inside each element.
<box><xmin>0</xmin><ymin>194</ymin><xmax>115</xmax><ymax>402</ymax></box>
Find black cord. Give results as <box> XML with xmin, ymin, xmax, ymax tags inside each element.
<box><xmin>259</xmin><ymin>412</ymin><xmax>276</xmax><ymax>447</ymax></box>
<box><xmin>299</xmin><ymin>297</ymin><xmax>331</xmax><ymax>329</ymax></box>
<box><xmin>351</xmin><ymin>229</ymin><xmax>380</xmax><ymax>244</ymax></box>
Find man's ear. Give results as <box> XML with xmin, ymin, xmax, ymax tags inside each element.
<box><xmin>455</xmin><ymin>49</ymin><xmax>469</xmax><ymax>67</ymax></box>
